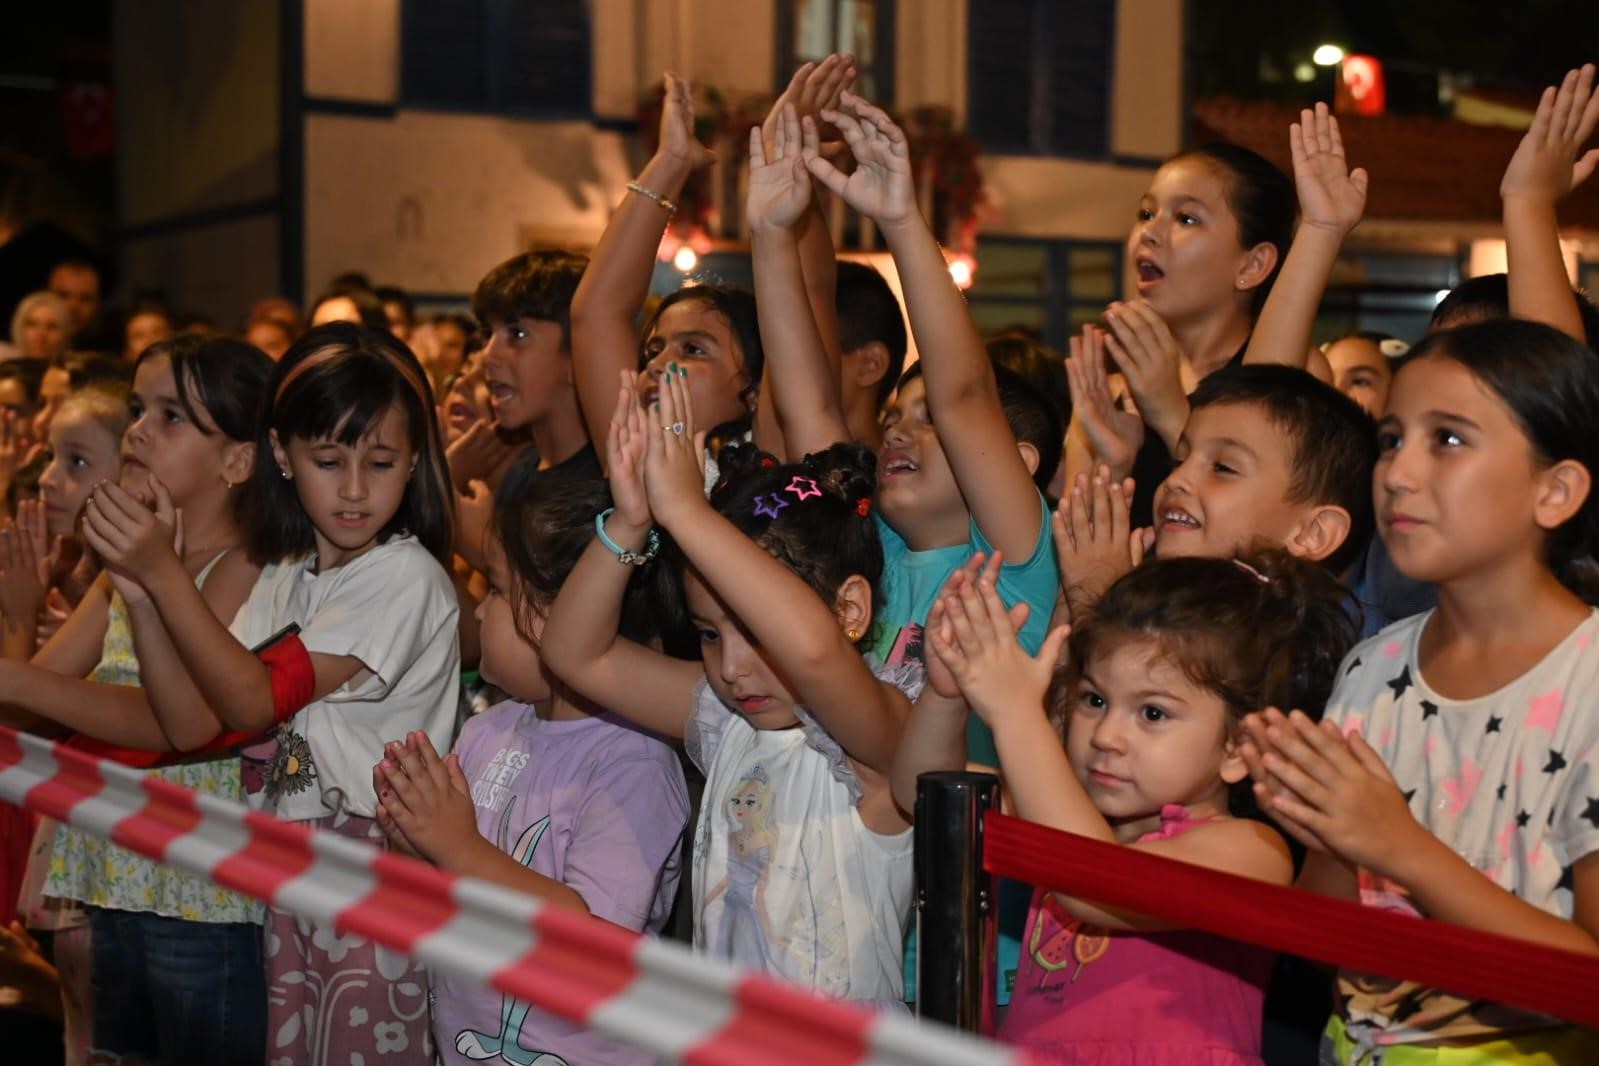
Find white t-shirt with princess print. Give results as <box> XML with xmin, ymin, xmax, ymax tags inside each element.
<box><xmin>1323</xmin><ymin>609</ymin><xmax>1599</xmax><ymax>1054</ymax></box>
<box><xmin>230</xmin><ymin>535</ymin><xmax>461</xmax><ymax>822</ymax></box>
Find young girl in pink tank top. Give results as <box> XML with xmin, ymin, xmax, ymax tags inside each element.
<box><xmin>917</xmin><ymin>549</ymin><xmax>1358</xmax><ymax>1063</ymax></box>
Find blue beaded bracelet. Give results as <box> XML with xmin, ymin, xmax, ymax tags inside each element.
<box><xmin>595</xmin><ymin>508</ymin><xmax>659</xmax><ymax>566</ymax></box>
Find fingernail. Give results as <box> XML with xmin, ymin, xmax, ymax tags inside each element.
<box><xmin>678</xmin><ymin>366</ymin><xmax>688</xmax><ymax>378</ymax></box>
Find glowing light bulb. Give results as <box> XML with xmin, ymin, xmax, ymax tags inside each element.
<box><xmin>948</xmin><ymin>254</ymin><xmax>975</xmax><ymax>290</ymax></box>
<box><xmin>1313</xmin><ymin>44</ymin><xmax>1346</xmax><ymax>67</ymax></box>
<box><xmin>673</xmin><ymin>246</ymin><xmax>699</xmax><ymax>273</ymax></box>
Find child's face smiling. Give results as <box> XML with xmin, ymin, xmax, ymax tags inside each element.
<box><xmin>683</xmin><ymin>568</ymin><xmax>801</xmax><ymax>731</ymax></box>
<box><xmin>273</xmin><ymin>402</ymin><xmax>417</xmax><ymax>569</ymax></box>
<box><xmin>1153</xmin><ymin>401</ymin><xmax>1306</xmax><ymax>560</ymax></box>
<box><xmin>1375</xmin><ymin>355</ymin><xmax>1561</xmax><ymax>586</ymax></box>
<box><xmin>1067</xmin><ymin>637</ymin><xmax>1243</xmax><ymax>839</ymax></box>
<box><xmin>875</xmin><ymin>375</ymin><xmax>967</xmax><ymax>548</ymax></box>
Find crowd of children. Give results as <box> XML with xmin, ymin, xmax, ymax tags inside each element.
<box><xmin>0</xmin><ymin>51</ymin><xmax>1597</xmax><ymax>1066</ymax></box>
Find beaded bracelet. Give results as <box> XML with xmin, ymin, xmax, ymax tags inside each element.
<box><xmin>626</xmin><ymin>181</ymin><xmax>678</xmax><ymax>214</ymax></box>
<box><xmin>595</xmin><ymin>507</ymin><xmax>660</xmax><ymax>566</ymax></box>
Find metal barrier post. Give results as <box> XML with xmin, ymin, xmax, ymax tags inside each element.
<box><xmin>914</xmin><ymin>770</ymin><xmax>1000</xmax><ymax>1032</ymax></box>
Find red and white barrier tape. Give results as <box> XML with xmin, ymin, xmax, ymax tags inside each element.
<box><xmin>984</xmin><ymin>810</ymin><xmax>1599</xmax><ymax>1027</ymax></box>
<box><xmin>0</xmin><ymin>728</ymin><xmax>1027</xmax><ymax>1066</ymax></box>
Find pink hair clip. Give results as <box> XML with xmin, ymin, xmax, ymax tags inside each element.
<box><xmin>786</xmin><ymin>476</ymin><xmax>822</xmax><ymax>501</ymax></box>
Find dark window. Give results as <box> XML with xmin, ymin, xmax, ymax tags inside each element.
<box><xmin>401</xmin><ymin>0</ymin><xmax>591</xmax><ymax>117</ymax></box>
<box><xmin>776</xmin><ymin>0</ymin><xmax>896</xmax><ymax>105</ymax></box>
<box><xmin>965</xmin><ymin>239</ymin><xmax>1122</xmax><ymax>349</ymax></box>
<box><xmin>968</xmin><ymin>0</ymin><xmax>1113</xmax><ymax>158</ymax></box>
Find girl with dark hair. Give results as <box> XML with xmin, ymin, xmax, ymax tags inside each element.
<box><xmin>570</xmin><ymin>73</ymin><xmax>774</xmax><ymax>473</ymax></box>
<box><xmin>1246</xmin><ymin>319</ymin><xmax>1599</xmax><ymax>1063</ymax></box>
<box><xmin>541</xmin><ymin>371</ymin><xmax>917</xmax><ymax>1005</ymax></box>
<box><xmin>0</xmin><ymin>333</ymin><xmax>273</xmax><ymax>1065</ymax></box>
<box><xmin>910</xmin><ymin>548</ymin><xmax>1356</xmax><ymax>1063</ymax></box>
<box><xmin>84</xmin><ymin>322</ymin><xmax>458</xmax><ymax>1064</ymax></box>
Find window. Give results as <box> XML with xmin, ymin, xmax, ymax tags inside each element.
<box><xmin>776</xmin><ymin>0</ymin><xmax>895</xmax><ymax>104</ymax></box>
<box><xmin>965</xmin><ymin>239</ymin><xmax>1122</xmax><ymax>349</ymax></box>
<box><xmin>968</xmin><ymin>0</ymin><xmax>1113</xmax><ymax>158</ymax></box>
<box><xmin>401</xmin><ymin>0</ymin><xmax>591</xmax><ymax>117</ymax></box>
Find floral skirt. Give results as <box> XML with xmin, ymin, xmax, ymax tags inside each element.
<box><xmin>265</xmin><ymin>812</ymin><xmax>431</xmax><ymax>1066</ymax></box>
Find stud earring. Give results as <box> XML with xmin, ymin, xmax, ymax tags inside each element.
<box><xmin>846</xmin><ymin>628</ymin><xmax>861</xmax><ymax>642</ymax></box>
<box><xmin>279</xmin><ymin>468</ymin><xmax>291</xmax><ymax>480</ymax></box>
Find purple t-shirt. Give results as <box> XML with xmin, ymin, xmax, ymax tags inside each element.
<box><xmin>430</xmin><ymin>702</ymin><xmax>690</xmax><ymax>1066</ymax></box>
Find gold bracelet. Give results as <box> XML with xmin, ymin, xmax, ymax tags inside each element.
<box><xmin>626</xmin><ymin>181</ymin><xmax>678</xmax><ymax>214</ymax></box>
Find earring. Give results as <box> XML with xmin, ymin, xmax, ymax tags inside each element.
<box><xmin>279</xmin><ymin>468</ymin><xmax>291</xmax><ymax>480</ymax></box>
<box><xmin>846</xmin><ymin>628</ymin><xmax>860</xmax><ymax>642</ymax></box>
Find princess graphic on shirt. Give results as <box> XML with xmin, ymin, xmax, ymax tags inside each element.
<box><xmin>702</xmin><ymin>765</ymin><xmax>782</xmax><ymax>972</ymax></box>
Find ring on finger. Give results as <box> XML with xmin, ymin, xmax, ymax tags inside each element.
<box><xmin>668</xmin><ymin>422</ymin><xmax>685</xmax><ymax>436</ymax></box>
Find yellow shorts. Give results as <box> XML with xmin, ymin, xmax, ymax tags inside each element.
<box><xmin>1326</xmin><ymin>1015</ymin><xmax>1599</xmax><ymax>1065</ymax></box>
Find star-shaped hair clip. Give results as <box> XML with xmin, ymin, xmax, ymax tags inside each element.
<box><xmin>785</xmin><ymin>476</ymin><xmax>822</xmax><ymax>501</ymax></box>
<box><xmin>754</xmin><ymin>494</ymin><xmax>789</xmax><ymax>520</ymax></box>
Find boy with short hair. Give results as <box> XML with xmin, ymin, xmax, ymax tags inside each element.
<box><xmin>834</xmin><ymin>260</ymin><xmax>907</xmax><ymax>449</ymax></box>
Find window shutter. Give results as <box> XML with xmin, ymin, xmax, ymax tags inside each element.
<box><xmin>401</xmin><ymin>0</ymin><xmax>487</xmax><ymax>108</ymax></box>
<box><xmin>1048</xmin><ymin>0</ymin><xmax>1113</xmax><ymax>156</ymax></box>
<box><xmin>968</xmin><ymin>0</ymin><xmax>1041</xmax><ymax>152</ymax></box>
<box><xmin>499</xmin><ymin>0</ymin><xmax>592</xmax><ymax>115</ymax></box>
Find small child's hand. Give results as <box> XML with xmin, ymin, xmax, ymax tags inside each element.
<box><xmin>1240</xmin><ymin>708</ymin><xmax>1333</xmax><ymax>854</ymax></box>
<box><xmin>805</xmin><ymin>93</ymin><xmax>917</xmax><ymax>230</ymax></box>
<box><xmin>924</xmin><ymin>554</ymin><xmax>990</xmax><ymax>699</ymax></box>
<box><xmin>81</xmin><ymin>477</ymin><xmax>184</xmax><ymax>605</ymax></box>
<box><xmin>1290</xmin><ymin>102</ymin><xmax>1368</xmax><ymax>235</ymax></box>
<box><xmin>0</xmin><ymin>517</ymin><xmax>46</xmax><ymax>624</ymax></box>
<box><xmin>655</xmin><ymin>72</ymin><xmax>716</xmax><ymax>173</ymax></box>
<box><xmin>1101</xmin><ymin>299</ymin><xmax>1186</xmax><ymax>446</ymax></box>
<box><xmin>446</xmin><ymin>417</ymin><xmax>516</xmax><ymax>490</ymax></box>
<box><xmin>374</xmin><ymin>732</ymin><xmax>480</xmax><ymax>869</ymax></box>
<box><xmin>1053</xmin><ymin>468</ymin><xmax>1140</xmax><ymax>620</ymax></box>
<box><xmin>372</xmin><ymin>761</ymin><xmax>424</xmax><ymax>861</ymax></box>
<box><xmin>764</xmin><ymin>55</ymin><xmax>856</xmax><ymax>167</ymax></box>
<box><xmin>642</xmin><ymin>362</ymin><xmax>709</xmax><ymax>528</ymax></box>
<box><xmin>746</xmin><ymin>104</ymin><xmax>815</xmax><ymax>233</ymax></box>
<box><xmin>1501</xmin><ymin>63</ymin><xmax>1599</xmax><ymax>204</ymax></box>
<box><xmin>928</xmin><ymin>554</ymin><xmax>1070</xmax><ymax>731</ymax></box>
<box><xmin>608</xmin><ymin>371</ymin><xmax>654</xmax><ymax>530</ymax></box>
<box><xmin>1066</xmin><ymin>327</ymin><xmax>1143</xmax><ymax>481</ymax></box>
<box><xmin>1243</xmin><ymin>708</ymin><xmax>1422</xmax><ymax>874</ymax></box>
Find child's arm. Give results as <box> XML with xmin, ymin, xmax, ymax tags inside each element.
<box><xmin>1501</xmin><ymin>64</ymin><xmax>1599</xmax><ymax>343</ymax></box>
<box><xmin>1254</xmin><ymin>709</ymin><xmax>1599</xmax><ymax>955</ymax></box>
<box><xmin>539</xmin><ymin>375</ymin><xmax>704</xmax><ymax>739</ymax></box>
<box><xmin>374</xmin><ymin>734</ymin><xmax>590</xmax><ymax>914</ymax></box>
<box><xmin>570</xmin><ymin>73</ymin><xmax>715</xmax><ymax>468</ymax></box>
<box><xmin>1243</xmin><ymin>103</ymin><xmax>1367</xmax><ymax>370</ymax></box>
<box><xmin>747</xmin><ymin>105</ymin><xmax>850</xmax><ymax>458</ymax></box>
<box><xmin>931</xmin><ymin>575</ymin><xmax>1291</xmax><ymax>930</ymax></box>
<box><xmin>889</xmin><ymin>559</ymin><xmax>989</xmax><ymax>813</ymax></box>
<box><xmin>644</xmin><ymin>371</ymin><xmax>909</xmax><ymax>772</ymax></box>
<box><xmin>807</xmin><ymin>94</ymin><xmax>1044</xmax><ymax>561</ymax></box>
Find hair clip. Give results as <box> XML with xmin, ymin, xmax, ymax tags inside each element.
<box><xmin>1232</xmin><ymin>558</ymin><xmax>1271</xmax><ymax>585</ymax></box>
<box><xmin>785</xmin><ymin>476</ymin><xmax>822</xmax><ymax>501</ymax></box>
<box><xmin>754</xmin><ymin>494</ymin><xmax>789</xmax><ymax>520</ymax></box>
<box><xmin>1380</xmin><ymin>338</ymin><xmax>1411</xmax><ymax>359</ymax></box>
<box><xmin>856</xmin><ymin>497</ymin><xmax>871</xmax><ymax>517</ymax></box>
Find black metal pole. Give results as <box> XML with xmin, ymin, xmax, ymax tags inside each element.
<box><xmin>914</xmin><ymin>770</ymin><xmax>1000</xmax><ymax>1032</ymax></box>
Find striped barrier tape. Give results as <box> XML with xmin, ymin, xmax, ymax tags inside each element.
<box><xmin>0</xmin><ymin>727</ymin><xmax>1027</xmax><ymax>1066</ymax></box>
<box><xmin>984</xmin><ymin>810</ymin><xmax>1599</xmax><ymax>1028</ymax></box>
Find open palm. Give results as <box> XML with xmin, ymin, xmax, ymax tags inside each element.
<box><xmin>746</xmin><ymin>104</ymin><xmax>813</xmax><ymax>231</ymax></box>
<box><xmin>805</xmin><ymin>93</ymin><xmax>916</xmax><ymax>227</ymax></box>
<box><xmin>1291</xmin><ymin>102</ymin><xmax>1368</xmax><ymax>234</ymax></box>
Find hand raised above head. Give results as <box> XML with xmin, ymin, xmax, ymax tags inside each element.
<box><xmin>804</xmin><ymin>93</ymin><xmax>917</xmax><ymax>229</ymax></box>
<box><xmin>1502</xmin><ymin>63</ymin><xmax>1599</xmax><ymax>202</ymax></box>
<box><xmin>655</xmin><ymin>71</ymin><xmax>716</xmax><ymax>174</ymax></box>
<box><xmin>1290</xmin><ymin>102</ymin><xmax>1368</xmax><ymax>235</ymax></box>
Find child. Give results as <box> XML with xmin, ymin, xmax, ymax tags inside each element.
<box><xmin>91</xmin><ymin>322</ymin><xmax>460</xmax><ymax>1065</ymax></box>
<box><xmin>571</xmin><ymin>74</ymin><xmax>775</xmax><ymax>470</ymax></box>
<box><xmin>919</xmin><ymin>549</ymin><xmax>1356</xmax><ymax>1063</ymax></box>
<box><xmin>1244</xmin><ymin>318</ymin><xmax>1599</xmax><ymax>1063</ymax></box>
<box><xmin>540</xmin><ymin>371</ymin><xmax>915</xmax><ymax>1004</ymax></box>
<box><xmin>1322</xmin><ymin>331</ymin><xmax>1408</xmax><ymax>419</ymax></box>
<box><xmin>835</xmin><ymin>260</ymin><xmax>907</xmax><ymax>451</ymax></box>
<box><xmin>0</xmin><ymin>334</ymin><xmax>271</xmax><ymax>1065</ymax></box>
<box><xmin>374</xmin><ymin>477</ymin><xmax>689</xmax><ymax>1065</ymax></box>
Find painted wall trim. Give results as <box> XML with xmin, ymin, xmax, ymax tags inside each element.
<box><xmin>119</xmin><ymin>197</ymin><xmax>283</xmax><ymax>242</ymax></box>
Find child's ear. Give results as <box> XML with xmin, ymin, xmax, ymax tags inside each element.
<box><xmin>1235</xmin><ymin>241</ymin><xmax>1279</xmax><ymax>294</ymax></box>
<box><xmin>221</xmin><ymin>440</ymin><xmax>256</xmax><ymax>487</ymax></box>
<box><xmin>1016</xmin><ymin>440</ymin><xmax>1040</xmax><ymax>478</ymax></box>
<box><xmin>1219</xmin><ymin>732</ymin><xmax>1250</xmax><ymax>786</ymax></box>
<box><xmin>847</xmin><ymin>341</ymin><xmax>891</xmax><ymax>393</ymax></box>
<box><xmin>268</xmin><ymin>429</ymin><xmax>291</xmax><ymax>479</ymax></box>
<box><xmin>1286</xmin><ymin>504</ymin><xmax>1351</xmax><ymax>564</ymax></box>
<box><xmin>1534</xmin><ymin>458</ymin><xmax>1591</xmax><ymax>532</ymax></box>
<box><xmin>833</xmin><ymin>574</ymin><xmax>874</xmax><ymax>643</ymax></box>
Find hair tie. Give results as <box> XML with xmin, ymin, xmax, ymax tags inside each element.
<box><xmin>1232</xmin><ymin>558</ymin><xmax>1271</xmax><ymax>585</ymax></box>
<box><xmin>856</xmin><ymin>497</ymin><xmax>871</xmax><ymax>517</ymax></box>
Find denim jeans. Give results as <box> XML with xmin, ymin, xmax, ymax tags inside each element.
<box><xmin>87</xmin><ymin>908</ymin><xmax>265</xmax><ymax>1065</ymax></box>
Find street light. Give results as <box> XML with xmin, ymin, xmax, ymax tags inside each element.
<box><xmin>1313</xmin><ymin>44</ymin><xmax>1346</xmax><ymax>67</ymax></box>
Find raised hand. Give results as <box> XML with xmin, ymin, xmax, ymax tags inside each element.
<box><xmin>0</xmin><ymin>410</ymin><xmax>38</xmax><ymax>510</ymax></box>
<box><xmin>763</xmin><ymin>54</ymin><xmax>856</xmax><ymax>164</ymax></box>
<box><xmin>15</xmin><ymin>498</ymin><xmax>59</xmax><ymax>590</ymax></box>
<box><xmin>805</xmin><ymin>92</ymin><xmax>917</xmax><ymax>229</ymax></box>
<box><xmin>1102</xmin><ymin>299</ymin><xmax>1187</xmax><ymax>448</ymax></box>
<box><xmin>924</xmin><ymin>553</ymin><xmax>993</xmax><ymax>699</ymax></box>
<box><xmin>0</xmin><ymin>516</ymin><xmax>46</xmax><ymax>626</ymax></box>
<box><xmin>746</xmin><ymin>103</ymin><xmax>815</xmax><ymax>232</ymax></box>
<box><xmin>927</xmin><ymin>553</ymin><xmax>1069</xmax><ymax>731</ymax></box>
<box><xmin>1290</xmin><ymin>102</ymin><xmax>1369</xmax><ymax>234</ymax></box>
<box><xmin>656</xmin><ymin>71</ymin><xmax>716</xmax><ymax>173</ymax></box>
<box><xmin>1066</xmin><ymin>326</ymin><xmax>1144</xmax><ymax>479</ymax></box>
<box><xmin>1053</xmin><ymin>467</ymin><xmax>1146</xmax><ymax>620</ymax></box>
<box><xmin>81</xmin><ymin>477</ymin><xmax>184</xmax><ymax>605</ymax></box>
<box><xmin>1502</xmin><ymin>63</ymin><xmax>1599</xmax><ymax>202</ymax></box>
<box><xmin>642</xmin><ymin>360</ymin><xmax>709</xmax><ymax>527</ymax></box>
<box><xmin>607</xmin><ymin>371</ymin><xmax>653</xmax><ymax>529</ymax></box>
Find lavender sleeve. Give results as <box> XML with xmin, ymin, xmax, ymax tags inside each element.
<box><xmin>562</xmin><ymin>755</ymin><xmax>690</xmax><ymax>932</ymax></box>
